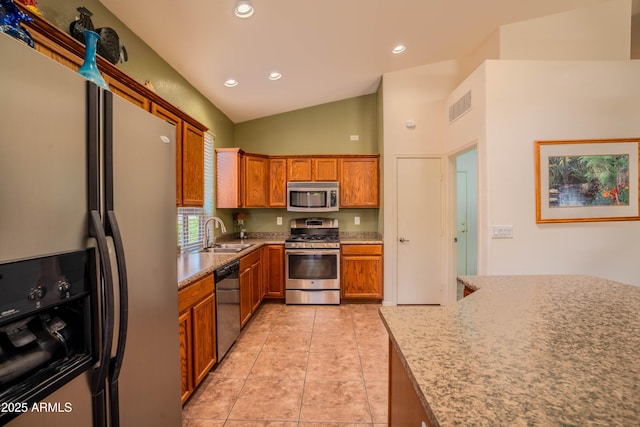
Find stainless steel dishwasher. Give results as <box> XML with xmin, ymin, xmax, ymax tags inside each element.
<box><xmin>214</xmin><ymin>260</ymin><xmax>240</xmax><ymax>361</ymax></box>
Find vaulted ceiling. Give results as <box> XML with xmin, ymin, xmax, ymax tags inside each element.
<box><xmin>98</xmin><ymin>0</ymin><xmax>632</xmax><ymax>123</ymax></box>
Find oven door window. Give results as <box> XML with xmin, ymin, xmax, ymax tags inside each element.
<box><xmin>288</xmin><ymin>253</ymin><xmax>337</xmax><ymax>280</ymax></box>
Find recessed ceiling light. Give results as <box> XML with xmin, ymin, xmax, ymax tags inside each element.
<box><xmin>268</xmin><ymin>72</ymin><xmax>282</xmax><ymax>81</ymax></box>
<box><xmin>224</xmin><ymin>79</ymin><xmax>238</xmax><ymax>87</ymax></box>
<box><xmin>392</xmin><ymin>45</ymin><xmax>406</xmax><ymax>54</ymax></box>
<box><xmin>234</xmin><ymin>0</ymin><xmax>254</xmax><ymax>18</ymax></box>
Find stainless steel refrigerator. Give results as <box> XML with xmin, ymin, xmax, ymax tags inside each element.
<box><xmin>0</xmin><ymin>32</ymin><xmax>182</xmax><ymax>426</ymax></box>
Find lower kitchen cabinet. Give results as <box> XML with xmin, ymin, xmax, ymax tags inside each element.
<box><xmin>341</xmin><ymin>244</ymin><xmax>383</xmax><ymax>300</ymax></box>
<box><xmin>263</xmin><ymin>244</ymin><xmax>285</xmax><ymax>299</ymax></box>
<box><xmin>178</xmin><ymin>311</ymin><xmax>192</xmax><ymax>404</ymax></box>
<box><xmin>389</xmin><ymin>339</ymin><xmax>432</xmax><ymax>426</ymax></box>
<box><xmin>178</xmin><ymin>273</ymin><xmax>216</xmax><ymax>404</ymax></box>
<box><xmin>240</xmin><ymin>249</ymin><xmax>263</xmax><ymax>328</ymax></box>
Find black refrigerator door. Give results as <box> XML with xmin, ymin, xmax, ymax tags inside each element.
<box><xmin>102</xmin><ymin>89</ymin><xmax>129</xmax><ymax>427</ymax></box>
<box><xmin>87</xmin><ymin>82</ymin><xmax>115</xmax><ymax>427</ymax></box>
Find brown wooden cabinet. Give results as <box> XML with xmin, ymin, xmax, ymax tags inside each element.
<box><xmin>244</xmin><ymin>154</ymin><xmax>269</xmax><ymax>207</ymax></box>
<box><xmin>463</xmin><ymin>285</ymin><xmax>476</xmax><ymax>297</ymax></box>
<box><xmin>389</xmin><ymin>340</ymin><xmax>432</xmax><ymax>426</ymax></box>
<box><xmin>341</xmin><ymin>244</ymin><xmax>383</xmax><ymax>300</ymax></box>
<box><xmin>215</xmin><ymin>148</ymin><xmax>243</xmax><ymax>208</ymax></box>
<box><xmin>287</xmin><ymin>157</ymin><xmax>338</xmax><ymax>182</ymax></box>
<box><xmin>216</xmin><ymin>150</ymin><xmax>380</xmax><ymax>209</ymax></box>
<box><xmin>313</xmin><ymin>158</ymin><xmax>339</xmax><ymax>181</ymax></box>
<box><xmin>287</xmin><ymin>158</ymin><xmax>313</xmax><ymax>181</ymax></box>
<box><xmin>178</xmin><ymin>311</ymin><xmax>192</xmax><ymax>404</ymax></box>
<box><xmin>339</xmin><ymin>157</ymin><xmax>380</xmax><ymax>207</ymax></box>
<box><xmin>178</xmin><ymin>274</ymin><xmax>216</xmax><ymax>404</ymax></box>
<box><xmin>263</xmin><ymin>244</ymin><xmax>285</xmax><ymax>298</ymax></box>
<box><xmin>191</xmin><ymin>293</ymin><xmax>216</xmax><ymax>386</ymax></box>
<box><xmin>182</xmin><ymin>123</ymin><xmax>205</xmax><ymax>207</ymax></box>
<box><xmin>239</xmin><ymin>249</ymin><xmax>263</xmax><ymax>328</ymax></box>
<box><xmin>19</xmin><ymin>5</ymin><xmax>208</xmax><ymax>208</ymax></box>
<box><xmin>269</xmin><ymin>157</ymin><xmax>287</xmax><ymax>207</ymax></box>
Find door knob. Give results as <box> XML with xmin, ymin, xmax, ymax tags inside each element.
<box><xmin>399</xmin><ymin>237</ymin><xmax>410</xmax><ymax>242</ymax></box>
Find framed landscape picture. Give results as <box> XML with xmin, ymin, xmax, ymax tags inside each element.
<box><xmin>535</xmin><ymin>138</ymin><xmax>640</xmax><ymax>223</ymax></box>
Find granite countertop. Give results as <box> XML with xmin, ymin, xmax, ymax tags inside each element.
<box><xmin>379</xmin><ymin>275</ymin><xmax>640</xmax><ymax>426</ymax></box>
<box><xmin>177</xmin><ymin>239</ymin><xmax>277</xmax><ymax>289</ymax></box>
<box><xmin>177</xmin><ymin>234</ymin><xmax>383</xmax><ymax>289</ymax></box>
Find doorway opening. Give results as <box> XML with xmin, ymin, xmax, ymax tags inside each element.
<box><xmin>454</xmin><ymin>148</ymin><xmax>478</xmax><ymax>296</ymax></box>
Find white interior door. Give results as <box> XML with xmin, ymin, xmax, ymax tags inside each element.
<box><xmin>396</xmin><ymin>157</ymin><xmax>443</xmax><ymax>304</ymax></box>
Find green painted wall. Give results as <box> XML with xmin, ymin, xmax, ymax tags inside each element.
<box><xmin>35</xmin><ymin>0</ymin><xmax>235</xmax><ymax>147</ymax></box>
<box><xmin>33</xmin><ymin>1</ymin><xmax>381</xmax><ymax>233</ymax></box>
<box><xmin>235</xmin><ymin>94</ymin><xmax>378</xmax><ymax>155</ymax></box>
<box><xmin>230</xmin><ymin>93</ymin><xmax>381</xmax><ymax>233</ymax></box>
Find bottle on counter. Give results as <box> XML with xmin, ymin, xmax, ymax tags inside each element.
<box><xmin>240</xmin><ymin>228</ymin><xmax>247</xmax><ymax>239</ymax></box>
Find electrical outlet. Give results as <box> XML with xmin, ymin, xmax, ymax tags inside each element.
<box><xmin>354</xmin><ymin>216</ymin><xmax>360</xmax><ymax>225</ymax></box>
<box><xmin>276</xmin><ymin>216</ymin><xmax>282</xmax><ymax>225</ymax></box>
<box><xmin>492</xmin><ymin>225</ymin><xmax>513</xmax><ymax>238</ymax></box>
<box><xmin>350</xmin><ymin>134</ymin><xmax>359</xmax><ymax>141</ymax></box>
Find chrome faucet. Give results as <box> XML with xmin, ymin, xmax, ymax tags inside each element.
<box><xmin>203</xmin><ymin>216</ymin><xmax>227</xmax><ymax>249</ymax></box>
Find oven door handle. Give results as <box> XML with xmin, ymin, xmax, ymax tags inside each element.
<box><xmin>285</xmin><ymin>249</ymin><xmax>340</xmax><ymax>255</ymax></box>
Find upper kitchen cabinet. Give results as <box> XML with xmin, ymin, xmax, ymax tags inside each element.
<box><xmin>339</xmin><ymin>156</ymin><xmax>380</xmax><ymax>207</ymax></box>
<box><xmin>287</xmin><ymin>157</ymin><xmax>339</xmax><ymax>182</ymax></box>
<box><xmin>313</xmin><ymin>158</ymin><xmax>339</xmax><ymax>181</ymax></box>
<box><xmin>182</xmin><ymin>123</ymin><xmax>205</xmax><ymax>206</ymax></box>
<box><xmin>269</xmin><ymin>157</ymin><xmax>287</xmax><ymax>208</ymax></box>
<box><xmin>151</xmin><ymin>107</ymin><xmax>205</xmax><ymax>207</ymax></box>
<box><xmin>19</xmin><ymin>5</ymin><xmax>208</xmax><ymax>207</ymax></box>
<box><xmin>216</xmin><ymin>149</ymin><xmax>271</xmax><ymax>208</ymax></box>
<box><xmin>287</xmin><ymin>158</ymin><xmax>312</xmax><ymax>181</ymax></box>
<box><xmin>216</xmin><ymin>148</ymin><xmax>243</xmax><ymax>208</ymax></box>
<box><xmin>243</xmin><ymin>154</ymin><xmax>269</xmax><ymax>208</ymax></box>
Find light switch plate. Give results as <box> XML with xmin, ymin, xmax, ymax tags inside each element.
<box><xmin>492</xmin><ymin>225</ymin><xmax>513</xmax><ymax>238</ymax></box>
<box><xmin>354</xmin><ymin>216</ymin><xmax>360</xmax><ymax>225</ymax></box>
<box><xmin>276</xmin><ymin>216</ymin><xmax>283</xmax><ymax>225</ymax></box>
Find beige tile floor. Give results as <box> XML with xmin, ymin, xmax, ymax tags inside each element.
<box><xmin>182</xmin><ymin>303</ymin><xmax>389</xmax><ymax>427</ymax></box>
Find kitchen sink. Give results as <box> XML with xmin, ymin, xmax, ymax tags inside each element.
<box><xmin>200</xmin><ymin>243</ymin><xmax>253</xmax><ymax>253</ymax></box>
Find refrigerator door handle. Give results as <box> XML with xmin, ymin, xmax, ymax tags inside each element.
<box><xmin>88</xmin><ymin>210</ymin><xmax>115</xmax><ymax>427</ymax></box>
<box><xmin>103</xmin><ymin>90</ymin><xmax>128</xmax><ymax>427</ymax></box>
<box><xmin>105</xmin><ymin>211</ymin><xmax>128</xmax><ymax>427</ymax></box>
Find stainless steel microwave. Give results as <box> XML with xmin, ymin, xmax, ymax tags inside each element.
<box><xmin>287</xmin><ymin>182</ymin><xmax>339</xmax><ymax>212</ymax></box>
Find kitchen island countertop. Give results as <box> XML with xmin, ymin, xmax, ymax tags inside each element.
<box><xmin>379</xmin><ymin>275</ymin><xmax>640</xmax><ymax>426</ymax></box>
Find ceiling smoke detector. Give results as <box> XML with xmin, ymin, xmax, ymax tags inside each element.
<box><xmin>234</xmin><ymin>0</ymin><xmax>255</xmax><ymax>18</ymax></box>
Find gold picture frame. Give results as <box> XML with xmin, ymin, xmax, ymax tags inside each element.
<box><xmin>535</xmin><ymin>138</ymin><xmax>640</xmax><ymax>223</ymax></box>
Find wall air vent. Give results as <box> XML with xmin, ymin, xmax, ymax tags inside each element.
<box><xmin>449</xmin><ymin>90</ymin><xmax>472</xmax><ymax>123</ymax></box>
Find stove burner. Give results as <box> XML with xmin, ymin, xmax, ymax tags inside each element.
<box><xmin>286</xmin><ymin>217</ymin><xmax>340</xmax><ymax>249</ymax></box>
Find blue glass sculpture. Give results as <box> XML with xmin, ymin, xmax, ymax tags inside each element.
<box><xmin>0</xmin><ymin>0</ymin><xmax>34</xmax><ymax>47</ymax></box>
<box><xmin>77</xmin><ymin>30</ymin><xmax>110</xmax><ymax>91</ymax></box>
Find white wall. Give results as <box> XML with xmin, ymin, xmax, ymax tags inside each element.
<box><xmin>481</xmin><ymin>60</ymin><xmax>640</xmax><ymax>285</ymax></box>
<box><xmin>499</xmin><ymin>0</ymin><xmax>632</xmax><ymax>60</ymax></box>
<box><xmin>381</xmin><ymin>61</ymin><xmax>463</xmax><ymax>305</ymax></box>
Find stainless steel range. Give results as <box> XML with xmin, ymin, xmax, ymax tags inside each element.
<box><xmin>285</xmin><ymin>218</ymin><xmax>340</xmax><ymax>305</ymax></box>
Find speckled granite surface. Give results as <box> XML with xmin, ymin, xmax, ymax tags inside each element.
<box><xmin>379</xmin><ymin>275</ymin><xmax>640</xmax><ymax>426</ymax></box>
<box><xmin>178</xmin><ymin>235</ymin><xmax>383</xmax><ymax>288</ymax></box>
<box><xmin>177</xmin><ymin>239</ymin><xmax>275</xmax><ymax>288</ymax></box>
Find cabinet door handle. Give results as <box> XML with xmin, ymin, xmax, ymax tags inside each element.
<box><xmin>399</xmin><ymin>237</ymin><xmax>410</xmax><ymax>243</ymax></box>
